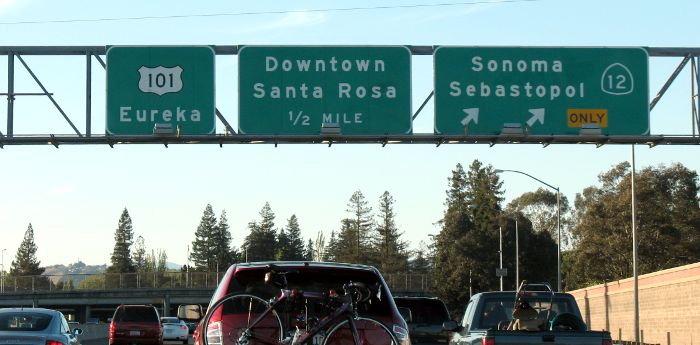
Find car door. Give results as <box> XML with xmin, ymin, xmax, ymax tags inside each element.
<box><xmin>450</xmin><ymin>297</ymin><xmax>476</xmax><ymax>345</ymax></box>
<box><xmin>59</xmin><ymin>314</ymin><xmax>81</xmax><ymax>345</ymax></box>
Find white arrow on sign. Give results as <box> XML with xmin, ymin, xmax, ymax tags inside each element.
<box><xmin>461</xmin><ymin>108</ymin><xmax>479</xmax><ymax>126</ymax></box>
<box><xmin>526</xmin><ymin>108</ymin><xmax>545</xmax><ymax>127</ymax></box>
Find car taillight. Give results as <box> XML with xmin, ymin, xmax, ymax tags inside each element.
<box><xmin>46</xmin><ymin>340</ymin><xmax>63</xmax><ymax>345</ymax></box>
<box><xmin>482</xmin><ymin>336</ymin><xmax>495</xmax><ymax>345</ymax></box>
<box><xmin>181</xmin><ymin>325</ymin><xmax>188</xmax><ymax>330</ymax></box>
<box><xmin>206</xmin><ymin>321</ymin><xmax>222</xmax><ymax>345</ymax></box>
<box><xmin>109</xmin><ymin>322</ymin><xmax>115</xmax><ymax>336</ymax></box>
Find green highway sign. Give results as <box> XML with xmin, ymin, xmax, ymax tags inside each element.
<box><xmin>238</xmin><ymin>46</ymin><xmax>412</xmax><ymax>135</ymax></box>
<box><xmin>106</xmin><ymin>46</ymin><xmax>215</xmax><ymax>135</ymax></box>
<box><xmin>434</xmin><ymin>47</ymin><xmax>649</xmax><ymax>135</ymax></box>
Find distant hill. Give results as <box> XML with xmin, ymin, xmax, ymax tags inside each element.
<box><xmin>41</xmin><ymin>261</ymin><xmax>184</xmax><ymax>284</ymax></box>
<box><xmin>42</xmin><ymin>261</ymin><xmax>107</xmax><ymax>284</ymax></box>
<box><xmin>166</xmin><ymin>262</ymin><xmax>183</xmax><ymax>270</ymax></box>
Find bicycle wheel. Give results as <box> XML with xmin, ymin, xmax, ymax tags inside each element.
<box><xmin>322</xmin><ymin>317</ymin><xmax>399</xmax><ymax>345</ymax></box>
<box><xmin>204</xmin><ymin>293</ymin><xmax>284</xmax><ymax>345</ymax></box>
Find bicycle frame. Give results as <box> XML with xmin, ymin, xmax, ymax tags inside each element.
<box><xmin>237</xmin><ymin>288</ymin><xmax>361</xmax><ymax>345</ymax></box>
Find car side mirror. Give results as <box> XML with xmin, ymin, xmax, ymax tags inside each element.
<box><xmin>177</xmin><ymin>304</ymin><xmax>203</xmax><ymax>320</ymax></box>
<box><xmin>443</xmin><ymin>320</ymin><xmax>462</xmax><ymax>332</ymax></box>
<box><xmin>398</xmin><ymin>307</ymin><xmax>413</xmax><ymax>323</ymax></box>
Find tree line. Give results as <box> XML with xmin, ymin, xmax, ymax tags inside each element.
<box><xmin>5</xmin><ymin>160</ymin><xmax>699</xmax><ymax>316</ymax></box>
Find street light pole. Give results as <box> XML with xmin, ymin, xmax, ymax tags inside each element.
<box><xmin>499</xmin><ymin>227</ymin><xmax>503</xmax><ymax>291</ymax></box>
<box><xmin>495</xmin><ymin>169</ymin><xmax>562</xmax><ymax>292</ymax></box>
<box><xmin>1</xmin><ymin>248</ymin><xmax>6</xmax><ymax>293</ymax></box>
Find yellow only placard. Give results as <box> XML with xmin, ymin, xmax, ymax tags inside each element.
<box><xmin>567</xmin><ymin>108</ymin><xmax>608</xmax><ymax>128</ymax></box>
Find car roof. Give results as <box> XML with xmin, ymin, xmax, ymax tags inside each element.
<box><xmin>0</xmin><ymin>308</ymin><xmax>60</xmax><ymax>315</ymax></box>
<box><xmin>471</xmin><ymin>291</ymin><xmax>573</xmax><ymax>299</ymax></box>
<box><xmin>232</xmin><ymin>261</ymin><xmax>379</xmax><ymax>272</ymax></box>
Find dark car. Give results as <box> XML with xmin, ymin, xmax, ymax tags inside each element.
<box><xmin>109</xmin><ymin>305</ymin><xmax>163</xmax><ymax>345</ymax></box>
<box><xmin>394</xmin><ymin>297</ymin><xmax>453</xmax><ymax>345</ymax></box>
<box><xmin>193</xmin><ymin>261</ymin><xmax>410</xmax><ymax>345</ymax></box>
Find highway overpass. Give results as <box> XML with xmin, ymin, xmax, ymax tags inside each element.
<box><xmin>0</xmin><ymin>288</ymin><xmax>214</xmax><ymax>323</ymax></box>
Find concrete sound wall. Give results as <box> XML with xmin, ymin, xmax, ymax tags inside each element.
<box><xmin>568</xmin><ymin>262</ymin><xmax>700</xmax><ymax>345</ymax></box>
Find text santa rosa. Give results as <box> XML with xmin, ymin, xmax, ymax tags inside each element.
<box><xmin>252</xmin><ymin>56</ymin><xmax>397</xmax><ymax>100</ymax></box>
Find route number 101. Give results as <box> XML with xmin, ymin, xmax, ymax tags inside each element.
<box><xmin>148</xmin><ymin>73</ymin><xmax>175</xmax><ymax>88</ymax></box>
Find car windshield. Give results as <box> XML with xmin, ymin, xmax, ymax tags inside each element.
<box><xmin>395</xmin><ymin>299</ymin><xmax>449</xmax><ymax>324</ymax></box>
<box><xmin>479</xmin><ymin>297</ymin><xmax>577</xmax><ymax>329</ymax></box>
<box><xmin>115</xmin><ymin>307</ymin><xmax>158</xmax><ymax>323</ymax></box>
<box><xmin>162</xmin><ymin>318</ymin><xmax>180</xmax><ymax>324</ymax></box>
<box><xmin>0</xmin><ymin>312</ymin><xmax>53</xmax><ymax>331</ymax></box>
<box><xmin>226</xmin><ymin>267</ymin><xmax>393</xmax><ymax>316</ymax></box>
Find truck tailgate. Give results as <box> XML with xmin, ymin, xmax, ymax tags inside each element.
<box><xmin>486</xmin><ymin>330</ymin><xmax>611</xmax><ymax>345</ymax></box>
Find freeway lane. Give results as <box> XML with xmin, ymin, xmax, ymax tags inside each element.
<box><xmin>82</xmin><ymin>338</ymin><xmax>193</xmax><ymax>345</ymax></box>
<box><xmin>75</xmin><ymin>325</ymin><xmax>192</xmax><ymax>345</ymax></box>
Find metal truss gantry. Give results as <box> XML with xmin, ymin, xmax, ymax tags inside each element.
<box><xmin>1</xmin><ymin>46</ymin><xmax>699</xmax><ymax>148</ymax></box>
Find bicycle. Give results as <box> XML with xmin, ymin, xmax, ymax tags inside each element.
<box><xmin>200</xmin><ymin>265</ymin><xmax>400</xmax><ymax>345</ymax></box>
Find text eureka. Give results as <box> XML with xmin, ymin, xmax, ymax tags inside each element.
<box><xmin>252</xmin><ymin>56</ymin><xmax>398</xmax><ymax>100</ymax></box>
<box><xmin>119</xmin><ymin>106</ymin><xmax>202</xmax><ymax>123</ymax></box>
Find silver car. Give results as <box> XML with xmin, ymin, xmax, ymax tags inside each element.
<box><xmin>0</xmin><ymin>308</ymin><xmax>82</xmax><ymax>345</ymax></box>
<box><xmin>160</xmin><ymin>317</ymin><xmax>188</xmax><ymax>344</ymax></box>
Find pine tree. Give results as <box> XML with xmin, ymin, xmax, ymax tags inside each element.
<box><xmin>157</xmin><ymin>249</ymin><xmax>168</xmax><ymax>272</ymax></box>
<box><xmin>461</xmin><ymin>160</ymin><xmax>504</xmax><ymax>292</ymax></box>
<box><xmin>432</xmin><ymin>164</ymin><xmax>473</xmax><ymax>315</ymax></box>
<box><xmin>410</xmin><ymin>241</ymin><xmax>432</xmax><ymax>275</ymax></box>
<box><xmin>283</xmin><ymin>215</ymin><xmax>306</xmax><ymax>260</ymax></box>
<box><xmin>432</xmin><ymin>161</ymin><xmax>505</xmax><ymax>316</ymax></box>
<box><xmin>373</xmin><ymin>191</ymin><xmax>409</xmax><ymax>274</ymax></box>
<box><xmin>334</xmin><ymin>218</ymin><xmax>359</xmax><ymax>263</ymax></box>
<box><xmin>305</xmin><ymin>239</ymin><xmax>315</xmax><ymax>261</ymax></box>
<box><xmin>276</xmin><ymin>228</ymin><xmax>290</xmax><ymax>260</ymax></box>
<box><xmin>243</xmin><ymin>203</ymin><xmax>278</xmax><ymax>262</ymax></box>
<box><xmin>9</xmin><ymin>223</ymin><xmax>45</xmax><ymax>276</ymax></box>
<box><xmin>107</xmin><ymin>208</ymin><xmax>135</xmax><ymax>273</ymax></box>
<box><xmin>133</xmin><ymin>236</ymin><xmax>147</xmax><ymax>272</ymax></box>
<box><xmin>325</xmin><ymin>230</ymin><xmax>338</xmax><ymax>262</ymax></box>
<box><xmin>190</xmin><ymin>204</ymin><xmax>217</xmax><ymax>271</ymax></box>
<box><xmin>212</xmin><ymin>210</ymin><xmax>236</xmax><ymax>270</ymax></box>
<box><xmin>342</xmin><ymin>190</ymin><xmax>374</xmax><ymax>264</ymax></box>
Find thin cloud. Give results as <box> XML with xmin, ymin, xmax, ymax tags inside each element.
<box><xmin>37</xmin><ymin>185</ymin><xmax>74</xmax><ymax>199</ymax></box>
<box><xmin>231</xmin><ymin>11</ymin><xmax>326</xmax><ymax>35</ymax></box>
<box><xmin>400</xmin><ymin>0</ymin><xmax>508</xmax><ymax>24</ymax></box>
<box><xmin>0</xmin><ymin>0</ymin><xmax>20</xmax><ymax>15</ymax></box>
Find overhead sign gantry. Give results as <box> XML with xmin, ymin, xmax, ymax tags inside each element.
<box><xmin>238</xmin><ymin>46</ymin><xmax>412</xmax><ymax>135</ymax></box>
<box><xmin>0</xmin><ymin>45</ymin><xmax>698</xmax><ymax>146</ymax></box>
<box><xmin>434</xmin><ymin>47</ymin><xmax>650</xmax><ymax>136</ymax></box>
<box><xmin>106</xmin><ymin>46</ymin><xmax>216</xmax><ymax>135</ymax></box>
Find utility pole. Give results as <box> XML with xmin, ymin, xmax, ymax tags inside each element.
<box><xmin>1</xmin><ymin>248</ymin><xmax>5</xmax><ymax>293</ymax></box>
<box><xmin>499</xmin><ymin>227</ymin><xmax>503</xmax><ymax>291</ymax></box>
<box><xmin>186</xmin><ymin>245</ymin><xmax>190</xmax><ymax>288</ymax></box>
<box><xmin>515</xmin><ymin>219</ymin><xmax>519</xmax><ymax>289</ymax></box>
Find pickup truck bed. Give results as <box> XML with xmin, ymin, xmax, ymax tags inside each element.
<box><xmin>448</xmin><ymin>291</ymin><xmax>612</xmax><ymax>345</ymax></box>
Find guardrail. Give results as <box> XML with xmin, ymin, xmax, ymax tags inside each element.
<box><xmin>0</xmin><ymin>272</ymin><xmax>432</xmax><ymax>293</ymax></box>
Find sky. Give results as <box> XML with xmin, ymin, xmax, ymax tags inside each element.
<box><xmin>0</xmin><ymin>0</ymin><xmax>699</xmax><ymax>268</ymax></box>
